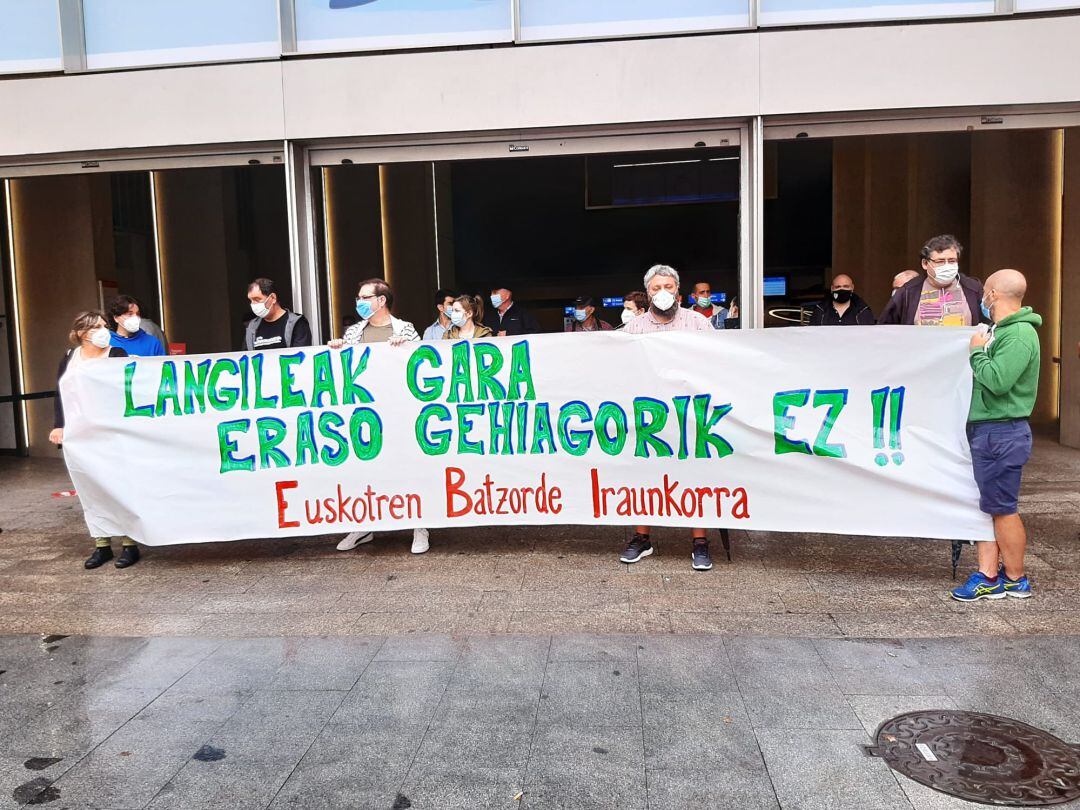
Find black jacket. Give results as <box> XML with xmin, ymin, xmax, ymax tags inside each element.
<box><xmin>878</xmin><ymin>273</ymin><xmax>989</xmax><ymax>326</ymax></box>
<box><xmin>807</xmin><ymin>293</ymin><xmax>875</xmax><ymax>326</ymax></box>
<box><xmin>482</xmin><ymin>302</ymin><xmax>540</xmax><ymax>336</ymax></box>
<box><xmin>55</xmin><ymin>347</ymin><xmax>127</xmax><ymax>429</ymax></box>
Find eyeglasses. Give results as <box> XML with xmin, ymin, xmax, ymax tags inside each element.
<box><xmin>926</xmin><ymin>257</ymin><xmax>958</xmax><ymax>267</ymax></box>
<box><xmin>356</xmin><ymin>294</ymin><xmax>379</xmax><ymax>302</ymax></box>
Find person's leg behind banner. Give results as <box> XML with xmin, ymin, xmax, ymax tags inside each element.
<box><xmin>85</xmin><ymin>537</ymin><xmax>113</xmax><ymax>570</ymax></box>
<box><xmin>338</xmin><ymin>529</ymin><xmax>430</xmax><ymax>554</ymax></box>
<box><xmin>620</xmin><ymin>525</ymin><xmax>712</xmax><ymax>571</ymax></box>
<box><xmin>115</xmin><ymin>537</ymin><xmax>140</xmax><ymax>569</ymax></box>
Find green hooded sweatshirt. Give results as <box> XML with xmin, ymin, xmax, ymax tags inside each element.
<box><xmin>968</xmin><ymin>307</ymin><xmax>1042</xmax><ymax>423</ymax></box>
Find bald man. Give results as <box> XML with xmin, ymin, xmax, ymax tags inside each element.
<box><xmin>891</xmin><ymin>270</ymin><xmax>919</xmax><ymax>295</ymax></box>
<box><xmin>807</xmin><ymin>273</ymin><xmax>875</xmax><ymax>326</ymax></box>
<box><xmin>952</xmin><ymin>268</ymin><xmax>1042</xmax><ymax>602</ymax></box>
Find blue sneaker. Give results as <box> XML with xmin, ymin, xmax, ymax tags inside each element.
<box><xmin>999</xmin><ymin>568</ymin><xmax>1033</xmax><ymax>599</ymax></box>
<box><xmin>951</xmin><ymin>571</ymin><xmax>1006</xmax><ymax>602</ymax></box>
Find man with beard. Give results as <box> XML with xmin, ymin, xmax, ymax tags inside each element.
<box><xmin>620</xmin><ymin>264</ymin><xmax>715</xmax><ymax>571</ymax></box>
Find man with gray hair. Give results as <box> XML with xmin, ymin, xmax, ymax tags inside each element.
<box><xmin>891</xmin><ymin>270</ymin><xmax>920</xmax><ymax>295</ymax></box>
<box><xmin>621</xmin><ymin>264</ymin><xmax>716</xmax><ymax>570</ymax></box>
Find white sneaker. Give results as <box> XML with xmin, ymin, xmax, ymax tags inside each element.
<box><xmin>411</xmin><ymin>528</ymin><xmax>430</xmax><ymax>555</ymax></box>
<box><xmin>336</xmin><ymin>531</ymin><xmax>374</xmax><ymax>551</ymax></box>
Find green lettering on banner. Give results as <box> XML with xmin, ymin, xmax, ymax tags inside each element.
<box><xmin>183</xmin><ymin>359</ymin><xmax>211</xmax><ymax>415</ymax></box>
<box><xmin>317</xmin><ymin>412</ymin><xmax>349</xmax><ymax>466</ymax></box>
<box><xmin>557</xmin><ymin>401</ymin><xmax>593</xmax><ymax>457</ymax></box>
<box><xmin>238</xmin><ymin>355</ymin><xmax>251</xmax><ymax>410</ymax></box>
<box><xmin>310</xmin><ymin>351</ymin><xmax>339</xmax><ymax>408</ymax></box>
<box><xmin>673</xmin><ymin>395</ymin><xmax>691</xmax><ymax>460</ymax></box>
<box><xmin>294</xmin><ymin>410</ymin><xmax>319</xmax><ymax>466</ymax></box>
<box><xmin>217</xmin><ymin>418</ymin><xmax>254</xmax><ymax>473</ymax></box>
<box><xmin>279</xmin><ymin>353</ymin><xmax>306</xmax><ymax>409</ymax></box>
<box><xmin>456</xmin><ymin>404</ymin><xmax>485</xmax><ymax>454</ymax></box>
<box><xmin>252</xmin><ymin>354</ymin><xmax>278</xmax><ymax>409</ymax></box>
<box><xmin>489</xmin><ymin>402</ymin><xmax>515</xmax><ymax>455</ymax></box>
<box><xmin>812</xmin><ymin>389</ymin><xmax>848</xmax><ymax>458</ymax></box>
<box><xmin>507</xmin><ymin>341</ymin><xmax>536</xmax><ymax>401</ymax></box>
<box><xmin>154</xmin><ymin>361</ymin><xmax>182</xmax><ymax>417</ymax></box>
<box><xmin>447</xmin><ymin>342</ymin><xmax>474</xmax><ymax>404</ymax></box>
<box><xmin>473</xmin><ymin>343</ymin><xmax>507</xmax><ymax>401</ymax></box>
<box><xmin>257</xmin><ymin>417</ymin><xmax>291</xmax><ymax>468</ymax></box>
<box><xmin>693</xmin><ymin>395</ymin><xmax>734</xmax><ymax>459</ymax></box>
<box><xmin>773</xmin><ymin>389</ymin><xmax>812</xmax><ymax>455</ymax></box>
<box><xmin>349</xmin><ymin>408</ymin><xmax>383</xmax><ymax>461</ymax></box>
<box><xmin>123</xmin><ymin>362</ymin><xmax>153</xmax><ymax>418</ymax></box>
<box><xmin>530</xmin><ymin>403</ymin><xmax>556</xmax><ymax>454</ymax></box>
<box><xmin>208</xmin><ymin>358</ymin><xmax>240</xmax><ymax>412</ymax></box>
<box><xmin>406</xmin><ymin>345</ymin><xmax>442</xmax><ymax>402</ymax></box>
<box><xmin>633</xmin><ymin>397</ymin><xmax>673</xmax><ymax>459</ymax></box>
<box><xmin>595</xmin><ymin>401</ymin><xmax>628</xmax><ymax>455</ymax></box>
<box><xmin>416</xmin><ymin>404</ymin><xmax>451</xmax><ymax>455</ymax></box>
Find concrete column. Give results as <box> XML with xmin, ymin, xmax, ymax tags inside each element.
<box><xmin>970</xmin><ymin>129</ymin><xmax>1063</xmax><ymax>427</ymax></box>
<box><xmin>1061</xmin><ymin>128</ymin><xmax>1080</xmax><ymax>448</ymax></box>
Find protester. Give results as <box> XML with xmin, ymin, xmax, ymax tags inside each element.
<box><xmin>566</xmin><ymin>296</ymin><xmax>613</xmax><ymax>333</ymax></box>
<box><xmin>329</xmin><ymin>279</ymin><xmax>428</xmax><ymax>554</ymax></box>
<box><xmin>891</xmin><ymin>270</ymin><xmax>920</xmax><ymax>296</ymax></box>
<box><xmin>619</xmin><ymin>291</ymin><xmax>648</xmax><ymax>328</ymax></box>
<box><xmin>807</xmin><ymin>273</ymin><xmax>876</xmax><ymax>326</ymax></box>
<box><xmin>423</xmin><ymin>288</ymin><xmax>457</xmax><ymax>341</ymax></box>
<box><xmin>244</xmin><ymin>278</ymin><xmax>312</xmax><ymax>350</ymax></box>
<box><xmin>879</xmin><ymin>235</ymin><xmax>987</xmax><ymax>326</ymax></box>
<box><xmin>115</xmin><ymin>295</ymin><xmax>167</xmax><ymax>350</ymax></box>
<box><xmin>951</xmin><ymin>269</ymin><xmax>1041</xmax><ymax>601</ymax></box>
<box><xmin>689</xmin><ymin>281</ymin><xmax>739</xmax><ymax>329</ymax></box>
<box><xmin>621</xmin><ymin>264</ymin><xmax>716</xmax><ymax>571</ymax></box>
<box><xmin>445</xmin><ymin>294</ymin><xmax>493</xmax><ymax>339</ymax></box>
<box><xmin>483</xmin><ymin>287</ymin><xmax>540</xmax><ymax>336</ymax></box>
<box><xmin>107</xmin><ymin>295</ymin><xmax>165</xmax><ymax>356</ymax></box>
<box><xmin>49</xmin><ymin>312</ymin><xmax>140</xmax><ymax>569</ymax></box>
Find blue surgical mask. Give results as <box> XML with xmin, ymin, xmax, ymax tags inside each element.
<box><xmin>573</xmin><ymin>309</ymin><xmax>587</xmax><ymax>322</ymax></box>
<box><xmin>490</xmin><ymin>294</ymin><xmax>504</xmax><ymax>309</ymax></box>
<box><xmin>450</xmin><ymin>311</ymin><xmax>467</xmax><ymax>328</ymax></box>
<box><xmin>356</xmin><ymin>299</ymin><xmax>374</xmax><ymax>320</ymax></box>
<box><xmin>694</xmin><ymin>295</ymin><xmax>711</xmax><ymax>307</ymax></box>
<box><xmin>443</xmin><ymin>306</ymin><xmax>454</xmax><ymax>317</ymax></box>
<box><xmin>980</xmin><ymin>295</ymin><xmax>993</xmax><ymax>320</ymax></box>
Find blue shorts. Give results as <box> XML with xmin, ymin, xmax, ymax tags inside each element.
<box><xmin>967</xmin><ymin>419</ymin><xmax>1032</xmax><ymax>516</ymax></box>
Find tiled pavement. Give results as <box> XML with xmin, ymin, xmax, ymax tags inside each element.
<box><xmin>0</xmin><ymin>437</ymin><xmax>1077</xmax><ymax>638</ymax></box>
<box><xmin>3</xmin><ymin>632</ymin><xmax>1080</xmax><ymax>810</ymax></box>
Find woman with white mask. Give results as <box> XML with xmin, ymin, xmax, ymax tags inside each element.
<box><xmin>443</xmin><ymin>295</ymin><xmax>493</xmax><ymax>340</ymax></box>
<box><xmin>49</xmin><ymin>311</ymin><xmax>141</xmax><ymax>570</ymax></box>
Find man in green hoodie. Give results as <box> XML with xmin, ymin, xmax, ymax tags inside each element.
<box><xmin>952</xmin><ymin>269</ymin><xmax>1041</xmax><ymax>602</ymax></box>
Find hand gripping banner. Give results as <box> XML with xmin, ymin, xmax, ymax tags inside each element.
<box><xmin>59</xmin><ymin>327</ymin><xmax>993</xmax><ymax>545</ymax></box>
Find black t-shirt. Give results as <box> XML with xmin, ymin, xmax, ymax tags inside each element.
<box><xmin>253</xmin><ymin>313</ymin><xmax>312</xmax><ymax>350</ymax></box>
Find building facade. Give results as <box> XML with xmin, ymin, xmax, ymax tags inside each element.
<box><xmin>1</xmin><ymin>0</ymin><xmax>1078</xmax><ymax>455</ymax></box>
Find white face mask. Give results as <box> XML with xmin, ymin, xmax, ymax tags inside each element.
<box><xmin>490</xmin><ymin>294</ymin><xmax>504</xmax><ymax>309</ymax></box>
<box><xmin>932</xmin><ymin>262</ymin><xmax>959</xmax><ymax>285</ymax></box>
<box><xmin>251</xmin><ymin>300</ymin><xmax>271</xmax><ymax>319</ymax></box>
<box><xmin>650</xmin><ymin>289</ymin><xmax>676</xmax><ymax>313</ymax></box>
<box><xmin>450</xmin><ymin>310</ymin><xmax>467</xmax><ymax>328</ymax></box>
<box><xmin>121</xmin><ymin>315</ymin><xmax>141</xmax><ymax>333</ymax></box>
<box><xmin>88</xmin><ymin>327</ymin><xmax>111</xmax><ymax>349</ymax></box>
<box><xmin>620</xmin><ymin>309</ymin><xmax>635</xmax><ymax>325</ymax></box>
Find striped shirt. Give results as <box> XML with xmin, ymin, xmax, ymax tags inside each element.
<box><xmin>622</xmin><ymin>306</ymin><xmax>714</xmax><ymax>334</ymax></box>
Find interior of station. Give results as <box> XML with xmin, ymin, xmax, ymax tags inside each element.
<box><xmin>1</xmin><ymin>125</ymin><xmax>1077</xmax><ymax>456</ymax></box>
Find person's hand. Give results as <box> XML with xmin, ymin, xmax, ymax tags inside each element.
<box><xmin>327</xmin><ymin>338</ymin><xmax>344</xmax><ymax>349</ymax></box>
<box><xmin>970</xmin><ymin>330</ymin><xmax>990</xmax><ymax>351</ymax></box>
<box><xmin>48</xmin><ymin>428</ymin><xmax>64</xmax><ymax>445</ymax></box>
<box><xmin>728</xmin><ymin>302</ymin><xmax>739</xmax><ymax>319</ymax></box>
<box><xmin>387</xmin><ymin>334</ymin><xmax>409</xmax><ymax>347</ymax></box>
<box><xmin>498</xmin><ymin>330</ymin><xmax>507</xmax><ymax>337</ymax></box>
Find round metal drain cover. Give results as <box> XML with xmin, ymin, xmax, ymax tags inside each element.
<box><xmin>873</xmin><ymin>710</ymin><xmax>1080</xmax><ymax>806</ymax></box>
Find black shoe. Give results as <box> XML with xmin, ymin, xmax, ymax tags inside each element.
<box><xmin>620</xmin><ymin>534</ymin><xmax>654</xmax><ymax>564</ymax></box>
<box><xmin>692</xmin><ymin>542</ymin><xmax>713</xmax><ymax>571</ymax></box>
<box><xmin>84</xmin><ymin>546</ymin><xmax>113</xmax><ymax>569</ymax></box>
<box><xmin>115</xmin><ymin>545</ymin><xmax>140</xmax><ymax>569</ymax></box>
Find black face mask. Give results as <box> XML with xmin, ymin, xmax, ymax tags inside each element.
<box><xmin>832</xmin><ymin>289</ymin><xmax>853</xmax><ymax>304</ymax></box>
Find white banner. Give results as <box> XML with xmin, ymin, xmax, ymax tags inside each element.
<box><xmin>59</xmin><ymin>327</ymin><xmax>993</xmax><ymax>545</ymax></box>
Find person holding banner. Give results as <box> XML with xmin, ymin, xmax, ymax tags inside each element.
<box><xmin>244</xmin><ymin>278</ymin><xmax>313</xmax><ymax>351</ymax></box>
<box><xmin>444</xmin><ymin>294</ymin><xmax>493</xmax><ymax>340</ymax></box>
<box><xmin>330</xmin><ymin>279</ymin><xmax>429</xmax><ymax>554</ymax></box>
<box><xmin>49</xmin><ymin>311</ymin><xmax>141</xmax><ymax>570</ymax></box>
<box><xmin>952</xmin><ymin>269</ymin><xmax>1041</xmax><ymax>602</ymax></box>
<box><xmin>620</xmin><ymin>264</ymin><xmax>716</xmax><ymax>571</ymax></box>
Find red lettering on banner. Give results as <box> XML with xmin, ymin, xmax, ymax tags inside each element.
<box><xmin>589</xmin><ymin>468</ymin><xmax>751</xmax><ymax>522</ymax></box>
<box><xmin>444</xmin><ymin>467</ymin><xmax>563</xmax><ymax>518</ymax></box>
<box><xmin>276</xmin><ymin>480</ymin><xmax>300</xmax><ymax>528</ymax></box>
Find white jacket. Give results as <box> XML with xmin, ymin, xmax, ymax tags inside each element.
<box><xmin>341</xmin><ymin>315</ymin><xmax>420</xmax><ymax>345</ymax></box>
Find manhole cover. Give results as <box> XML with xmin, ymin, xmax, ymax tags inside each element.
<box><xmin>872</xmin><ymin>710</ymin><xmax>1080</xmax><ymax>806</ymax></box>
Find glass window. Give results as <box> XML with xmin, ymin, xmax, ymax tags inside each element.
<box><xmin>1015</xmin><ymin>0</ymin><xmax>1080</xmax><ymax>9</ymax></box>
<box><xmin>758</xmin><ymin>0</ymin><xmax>994</xmax><ymax>25</ymax></box>
<box><xmin>518</xmin><ymin>0</ymin><xmax>749</xmax><ymax>42</ymax></box>
<box><xmin>295</xmin><ymin>0</ymin><xmax>512</xmax><ymax>54</ymax></box>
<box><xmin>82</xmin><ymin>0</ymin><xmax>279</xmax><ymax>70</ymax></box>
<box><xmin>0</xmin><ymin>0</ymin><xmax>61</xmax><ymax>74</ymax></box>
